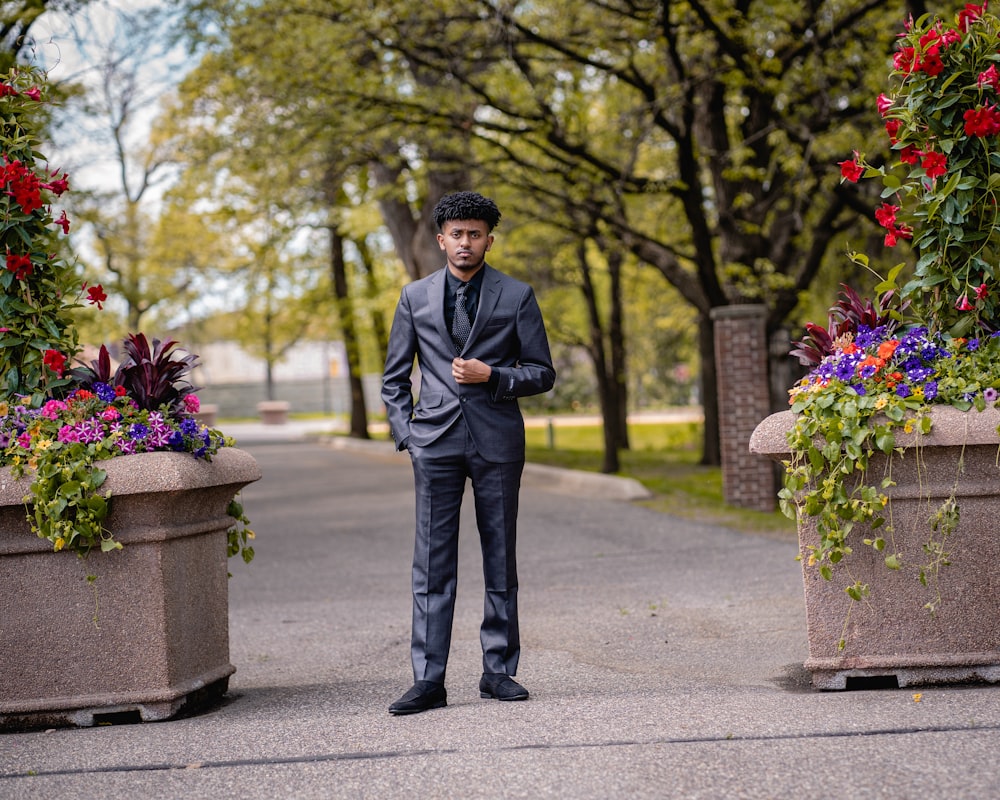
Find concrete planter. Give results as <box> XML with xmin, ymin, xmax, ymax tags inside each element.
<box><xmin>0</xmin><ymin>448</ymin><xmax>261</xmax><ymax>730</ymax></box>
<box><xmin>257</xmin><ymin>400</ymin><xmax>290</xmax><ymax>425</ymax></box>
<box><xmin>751</xmin><ymin>406</ymin><xmax>1000</xmax><ymax>690</ymax></box>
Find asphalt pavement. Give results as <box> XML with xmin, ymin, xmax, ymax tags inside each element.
<box><xmin>2</xmin><ymin>420</ymin><xmax>999</xmax><ymax>799</ymax></box>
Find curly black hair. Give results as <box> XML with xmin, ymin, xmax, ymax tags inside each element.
<box><xmin>432</xmin><ymin>191</ymin><xmax>502</xmax><ymax>231</ymax></box>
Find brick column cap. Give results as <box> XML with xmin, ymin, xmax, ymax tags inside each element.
<box><xmin>709</xmin><ymin>303</ymin><xmax>769</xmax><ymax>321</ymax></box>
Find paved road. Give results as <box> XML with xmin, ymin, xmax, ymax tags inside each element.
<box><xmin>2</xmin><ymin>435</ymin><xmax>999</xmax><ymax>798</ymax></box>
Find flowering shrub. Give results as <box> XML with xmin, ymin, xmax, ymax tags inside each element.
<box><xmin>785</xmin><ymin>4</ymin><xmax>1000</xmax><ymax>615</ymax></box>
<box><xmin>0</xmin><ymin>388</ymin><xmax>228</xmax><ymax>553</ymax></box>
<box><xmin>839</xmin><ymin>4</ymin><xmax>1000</xmax><ymax>335</ymax></box>
<box><xmin>0</xmin><ymin>68</ymin><xmax>82</xmax><ymax>403</ymax></box>
<box><xmin>0</xmin><ymin>68</ymin><xmax>254</xmax><ymax>564</ymax></box>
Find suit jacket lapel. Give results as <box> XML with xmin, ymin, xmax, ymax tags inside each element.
<box><xmin>427</xmin><ymin>268</ymin><xmax>451</xmax><ymax>347</ymax></box>
<box><xmin>466</xmin><ymin>264</ymin><xmax>501</xmax><ymax>350</ymax></box>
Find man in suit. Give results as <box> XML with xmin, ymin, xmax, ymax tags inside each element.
<box><xmin>382</xmin><ymin>191</ymin><xmax>556</xmax><ymax>715</ymax></box>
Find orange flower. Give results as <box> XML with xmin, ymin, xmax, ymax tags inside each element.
<box><xmin>877</xmin><ymin>339</ymin><xmax>899</xmax><ymax>360</ymax></box>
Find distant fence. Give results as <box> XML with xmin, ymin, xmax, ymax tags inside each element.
<box><xmin>197</xmin><ymin>375</ymin><xmax>384</xmax><ymax>420</ymax></box>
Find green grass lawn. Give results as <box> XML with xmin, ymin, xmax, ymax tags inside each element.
<box><xmin>525</xmin><ymin>420</ymin><xmax>796</xmax><ymax>538</ymax></box>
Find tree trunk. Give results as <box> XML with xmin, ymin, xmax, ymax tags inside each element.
<box><xmin>354</xmin><ymin>235</ymin><xmax>388</xmax><ymax>358</ymax></box>
<box><xmin>329</xmin><ymin>228</ymin><xmax>369</xmax><ymax>439</ymax></box>
<box><xmin>698</xmin><ymin>312</ymin><xmax>720</xmax><ymax>466</ymax></box>
<box><xmin>577</xmin><ymin>241</ymin><xmax>622</xmax><ymax>473</ymax></box>
<box><xmin>606</xmin><ymin>246</ymin><xmax>630</xmax><ymax>451</ymax></box>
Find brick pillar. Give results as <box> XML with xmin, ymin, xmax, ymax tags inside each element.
<box><xmin>710</xmin><ymin>304</ymin><xmax>776</xmax><ymax>511</ymax></box>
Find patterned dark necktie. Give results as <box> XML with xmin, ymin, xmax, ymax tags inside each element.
<box><xmin>451</xmin><ymin>282</ymin><xmax>472</xmax><ymax>352</ymax></box>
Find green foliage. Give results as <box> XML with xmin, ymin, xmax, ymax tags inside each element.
<box><xmin>0</xmin><ymin>67</ymin><xmax>80</xmax><ymax>405</ymax></box>
<box><xmin>846</xmin><ymin>7</ymin><xmax>1000</xmax><ymax>335</ymax></box>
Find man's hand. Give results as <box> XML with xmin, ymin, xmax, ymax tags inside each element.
<box><xmin>452</xmin><ymin>357</ymin><xmax>492</xmax><ymax>384</ymax></box>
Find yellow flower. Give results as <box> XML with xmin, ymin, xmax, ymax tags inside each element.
<box><xmin>54</xmin><ymin>537</ymin><xmax>65</xmax><ymax>552</ymax></box>
<box><xmin>903</xmin><ymin>420</ymin><xmax>914</xmax><ymax>434</ymax></box>
<box><xmin>875</xmin><ymin>395</ymin><xmax>889</xmax><ymax>410</ymax></box>
<box><xmin>35</xmin><ymin>439</ymin><xmax>52</xmax><ymax>451</ymax></box>
<box><xmin>0</xmin><ymin>401</ymin><xmax>8</xmax><ymax>416</ymax></box>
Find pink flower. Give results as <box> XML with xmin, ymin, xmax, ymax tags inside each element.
<box><xmin>877</xmin><ymin>94</ymin><xmax>894</xmax><ymax>116</ymax></box>
<box><xmin>956</xmin><ymin>294</ymin><xmax>975</xmax><ymax>311</ymax></box>
<box><xmin>979</xmin><ymin>64</ymin><xmax>1000</xmax><ymax>90</ymax></box>
<box><xmin>183</xmin><ymin>394</ymin><xmax>200</xmax><ymax>414</ymax></box>
<box><xmin>976</xmin><ymin>282</ymin><xmax>990</xmax><ymax>300</ymax></box>
<box><xmin>40</xmin><ymin>399</ymin><xmax>67</xmax><ymax>419</ymax></box>
<box><xmin>101</xmin><ymin>407</ymin><xmax>120</xmax><ymax>421</ymax></box>
<box><xmin>57</xmin><ymin>424</ymin><xmax>80</xmax><ymax>443</ymax></box>
<box><xmin>54</xmin><ymin>210</ymin><xmax>70</xmax><ymax>234</ymax></box>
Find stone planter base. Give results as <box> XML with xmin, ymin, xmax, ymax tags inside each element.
<box><xmin>751</xmin><ymin>406</ymin><xmax>1000</xmax><ymax>691</ymax></box>
<box><xmin>0</xmin><ymin>448</ymin><xmax>260</xmax><ymax>730</ymax></box>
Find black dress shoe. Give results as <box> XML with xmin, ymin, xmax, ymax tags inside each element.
<box><xmin>479</xmin><ymin>673</ymin><xmax>529</xmax><ymax>701</ymax></box>
<box><xmin>388</xmin><ymin>681</ymin><xmax>447</xmax><ymax>715</ymax></box>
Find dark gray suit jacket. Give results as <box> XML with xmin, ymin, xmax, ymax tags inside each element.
<box><xmin>381</xmin><ymin>264</ymin><xmax>556</xmax><ymax>463</ymax></box>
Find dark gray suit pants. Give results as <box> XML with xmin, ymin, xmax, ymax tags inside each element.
<box><xmin>408</xmin><ymin>415</ymin><xmax>523</xmax><ymax>684</ymax></box>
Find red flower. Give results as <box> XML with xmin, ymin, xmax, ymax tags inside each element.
<box><xmin>964</xmin><ymin>104</ymin><xmax>1000</xmax><ymax>136</ymax></box>
<box><xmin>959</xmin><ymin>3</ymin><xmax>988</xmax><ymax>31</ymax></box>
<box><xmin>877</xmin><ymin>93</ymin><xmax>894</xmax><ymax>116</ymax></box>
<box><xmin>42</xmin><ymin>349</ymin><xmax>66</xmax><ymax>377</ymax></box>
<box><xmin>900</xmin><ymin>145</ymin><xmax>922</xmax><ymax>165</ymax></box>
<box><xmin>885</xmin><ymin>119</ymin><xmax>903</xmax><ymax>144</ymax></box>
<box><xmin>54</xmin><ymin>210</ymin><xmax>70</xmax><ymax>234</ymax></box>
<box><xmin>43</xmin><ymin>173</ymin><xmax>69</xmax><ymax>196</ymax></box>
<box><xmin>955</xmin><ymin>294</ymin><xmax>975</xmax><ymax>311</ymax></box>
<box><xmin>115</xmin><ymin>385</ymin><xmax>127</xmax><ymax>397</ymax></box>
<box><xmin>921</xmin><ymin>151</ymin><xmax>948</xmax><ymax>178</ymax></box>
<box><xmin>976</xmin><ymin>282</ymin><xmax>990</xmax><ymax>300</ymax></box>
<box><xmin>894</xmin><ymin>46</ymin><xmax>917</xmax><ymax>73</ymax></box>
<box><xmin>839</xmin><ymin>155</ymin><xmax>864</xmax><ymax>182</ymax></box>
<box><xmin>85</xmin><ymin>283</ymin><xmax>107</xmax><ymax>310</ymax></box>
<box><xmin>875</xmin><ymin>203</ymin><xmax>899</xmax><ymax>228</ymax></box>
<box><xmin>919</xmin><ymin>27</ymin><xmax>942</xmax><ymax>50</ymax></box>
<box><xmin>919</xmin><ymin>51</ymin><xmax>944</xmax><ymax>77</ymax></box>
<box><xmin>6</xmin><ymin>252</ymin><xmax>32</xmax><ymax>280</ymax></box>
<box><xmin>884</xmin><ymin>225</ymin><xmax>913</xmax><ymax>247</ymax></box>
<box><xmin>23</xmin><ymin>87</ymin><xmax>41</xmax><ymax>102</ymax></box>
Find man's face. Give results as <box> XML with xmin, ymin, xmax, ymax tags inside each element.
<box><xmin>437</xmin><ymin>219</ymin><xmax>493</xmax><ymax>276</ymax></box>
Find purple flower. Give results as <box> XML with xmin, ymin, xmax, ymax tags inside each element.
<box><xmin>985</xmin><ymin>387</ymin><xmax>999</xmax><ymax>404</ymax></box>
<box><xmin>145</xmin><ymin>412</ymin><xmax>173</xmax><ymax>448</ymax></box>
<box><xmin>128</xmin><ymin>423</ymin><xmax>149</xmax><ymax>441</ymax></box>
<box><xmin>895</xmin><ymin>384</ymin><xmax>912</xmax><ymax>398</ymax></box>
<box><xmin>924</xmin><ymin>381</ymin><xmax>939</xmax><ymax>401</ymax></box>
<box><xmin>94</xmin><ymin>382</ymin><xmax>116</xmax><ymax>403</ymax></box>
<box><xmin>967</xmin><ymin>338</ymin><xmax>981</xmax><ymax>351</ymax></box>
<box><xmin>77</xmin><ymin>419</ymin><xmax>104</xmax><ymax>444</ymax></box>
